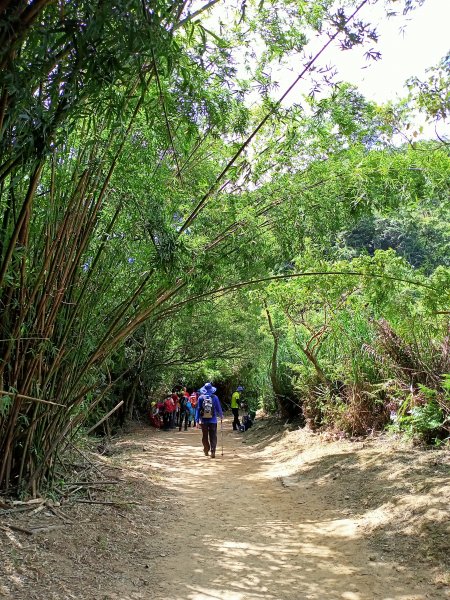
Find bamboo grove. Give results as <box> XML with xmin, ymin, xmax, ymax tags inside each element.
<box><xmin>0</xmin><ymin>1</ymin><xmax>449</xmax><ymax>495</ymax></box>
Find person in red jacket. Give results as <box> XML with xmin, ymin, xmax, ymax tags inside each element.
<box><xmin>163</xmin><ymin>396</ymin><xmax>175</xmax><ymax>430</ymax></box>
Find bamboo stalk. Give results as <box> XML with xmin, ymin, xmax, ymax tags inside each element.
<box><xmin>152</xmin><ymin>51</ymin><xmax>182</xmax><ymax>181</ymax></box>
<box><xmin>0</xmin><ymin>390</ymin><xmax>64</xmax><ymax>407</ymax></box>
<box><xmin>0</xmin><ymin>161</ymin><xmax>43</xmax><ymax>288</ymax></box>
<box><xmin>85</xmin><ymin>401</ymin><xmax>124</xmax><ymax>435</ymax></box>
<box><xmin>152</xmin><ymin>271</ymin><xmax>435</xmax><ymax>324</ymax></box>
<box><xmin>0</xmin><ymin>4</ymin><xmax>199</xmax><ymax>495</ymax></box>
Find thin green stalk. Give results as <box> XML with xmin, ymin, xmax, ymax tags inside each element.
<box><xmin>0</xmin><ymin>161</ymin><xmax>43</xmax><ymax>288</ymax></box>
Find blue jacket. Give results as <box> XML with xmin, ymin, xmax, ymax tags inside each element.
<box><xmin>196</xmin><ymin>394</ymin><xmax>223</xmax><ymax>424</ymax></box>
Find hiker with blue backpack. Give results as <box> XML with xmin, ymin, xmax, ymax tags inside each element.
<box><xmin>196</xmin><ymin>382</ymin><xmax>223</xmax><ymax>458</ymax></box>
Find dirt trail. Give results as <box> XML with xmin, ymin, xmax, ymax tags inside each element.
<box><xmin>108</xmin><ymin>420</ymin><xmax>447</xmax><ymax>600</ymax></box>
<box><xmin>1</xmin><ymin>418</ymin><xmax>448</xmax><ymax>600</ymax></box>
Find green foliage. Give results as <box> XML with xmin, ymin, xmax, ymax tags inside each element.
<box><xmin>407</xmin><ymin>52</ymin><xmax>450</xmax><ymax>122</ymax></box>
<box><xmin>0</xmin><ymin>395</ymin><xmax>13</xmax><ymax>418</ymax></box>
<box><xmin>0</xmin><ymin>1</ymin><xmax>449</xmax><ymax>497</ymax></box>
<box><xmin>390</xmin><ymin>382</ymin><xmax>448</xmax><ymax>445</ymax></box>
<box><xmin>344</xmin><ymin>212</ymin><xmax>450</xmax><ymax>273</ymax></box>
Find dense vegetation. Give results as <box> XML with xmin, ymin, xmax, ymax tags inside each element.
<box><xmin>0</xmin><ymin>0</ymin><xmax>448</xmax><ymax>496</ymax></box>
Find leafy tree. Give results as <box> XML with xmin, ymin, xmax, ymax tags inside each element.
<box><xmin>407</xmin><ymin>52</ymin><xmax>450</xmax><ymax>124</ymax></box>
<box><xmin>1</xmin><ymin>0</ymin><xmax>447</xmax><ymax>496</ymax></box>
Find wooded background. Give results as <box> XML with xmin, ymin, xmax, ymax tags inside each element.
<box><xmin>0</xmin><ymin>0</ymin><xmax>448</xmax><ymax>496</ymax></box>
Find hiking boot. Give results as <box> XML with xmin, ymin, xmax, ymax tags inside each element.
<box><xmin>211</xmin><ymin>451</ymin><xmax>215</xmax><ymax>458</ymax></box>
<box><xmin>204</xmin><ymin>450</ymin><xmax>209</xmax><ymax>456</ymax></box>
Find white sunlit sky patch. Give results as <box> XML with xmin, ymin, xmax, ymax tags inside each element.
<box><xmin>198</xmin><ymin>0</ymin><xmax>449</xmax><ymax>138</ymax></box>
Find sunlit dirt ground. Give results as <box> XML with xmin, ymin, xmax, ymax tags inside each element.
<box><xmin>1</xmin><ymin>417</ymin><xmax>449</xmax><ymax>599</ymax></box>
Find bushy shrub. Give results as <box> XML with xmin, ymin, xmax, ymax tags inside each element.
<box><xmin>389</xmin><ymin>379</ymin><xmax>449</xmax><ymax>445</ymax></box>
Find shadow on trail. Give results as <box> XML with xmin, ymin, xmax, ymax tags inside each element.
<box><xmin>275</xmin><ymin>448</ymin><xmax>450</xmax><ymax>571</ymax></box>
<box><xmin>128</xmin><ymin>421</ymin><xmax>441</xmax><ymax>600</ymax></box>
<box><xmin>240</xmin><ymin>418</ymin><xmax>290</xmax><ymax>449</ymax></box>
<box><xmin>8</xmin><ymin>421</ymin><xmax>443</xmax><ymax>600</ymax></box>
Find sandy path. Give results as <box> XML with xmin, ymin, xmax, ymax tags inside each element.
<box><xmin>2</xmin><ymin>419</ymin><xmax>448</xmax><ymax>599</ymax></box>
<box><xmin>122</xmin><ymin>420</ymin><xmax>440</xmax><ymax>600</ymax></box>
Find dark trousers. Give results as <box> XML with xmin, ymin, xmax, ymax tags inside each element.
<box><xmin>232</xmin><ymin>407</ymin><xmax>240</xmax><ymax>430</ymax></box>
<box><xmin>179</xmin><ymin>411</ymin><xmax>188</xmax><ymax>431</ymax></box>
<box><xmin>201</xmin><ymin>423</ymin><xmax>218</xmax><ymax>455</ymax></box>
<box><xmin>163</xmin><ymin>412</ymin><xmax>171</xmax><ymax>430</ymax></box>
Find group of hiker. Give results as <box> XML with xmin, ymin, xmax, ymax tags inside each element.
<box><xmin>149</xmin><ymin>386</ymin><xmax>199</xmax><ymax>431</ymax></box>
<box><xmin>149</xmin><ymin>383</ymin><xmax>253</xmax><ymax>458</ymax></box>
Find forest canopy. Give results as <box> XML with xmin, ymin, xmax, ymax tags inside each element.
<box><xmin>0</xmin><ymin>0</ymin><xmax>448</xmax><ymax>496</ymax></box>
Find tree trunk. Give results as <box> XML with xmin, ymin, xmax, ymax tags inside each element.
<box><xmin>301</xmin><ymin>346</ymin><xmax>330</xmax><ymax>386</ymax></box>
<box><xmin>263</xmin><ymin>300</ymin><xmax>290</xmax><ymax>418</ymax></box>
